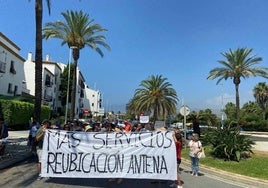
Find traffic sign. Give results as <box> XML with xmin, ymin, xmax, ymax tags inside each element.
<box><xmin>179</xmin><ymin>105</ymin><xmax>190</xmax><ymax>116</ymax></box>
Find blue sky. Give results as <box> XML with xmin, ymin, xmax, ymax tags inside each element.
<box><xmin>1</xmin><ymin>0</ymin><xmax>267</xmax><ymax>113</ymax></box>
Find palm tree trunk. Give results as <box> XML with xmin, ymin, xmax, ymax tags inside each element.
<box><xmin>70</xmin><ymin>48</ymin><xmax>79</xmax><ymax>121</ymax></box>
<box><xmin>34</xmin><ymin>0</ymin><xmax>43</xmax><ymax>123</ymax></box>
<box><xmin>235</xmin><ymin>83</ymin><xmax>240</xmax><ymax>123</ymax></box>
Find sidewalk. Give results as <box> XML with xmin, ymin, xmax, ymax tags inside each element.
<box><xmin>0</xmin><ymin>137</ymin><xmax>32</xmax><ymax>170</ymax></box>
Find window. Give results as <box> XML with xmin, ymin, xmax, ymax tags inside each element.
<box><xmin>10</xmin><ymin>60</ymin><xmax>16</xmax><ymax>74</ymax></box>
<box><xmin>0</xmin><ymin>61</ymin><xmax>6</xmax><ymax>73</ymax></box>
<box><xmin>8</xmin><ymin>83</ymin><xmax>13</xmax><ymax>94</ymax></box>
<box><xmin>0</xmin><ymin>51</ymin><xmax>6</xmax><ymax>73</ymax></box>
<box><xmin>45</xmin><ymin>74</ymin><xmax>51</xmax><ymax>87</ymax></box>
<box><xmin>14</xmin><ymin>85</ymin><xmax>18</xmax><ymax>96</ymax></box>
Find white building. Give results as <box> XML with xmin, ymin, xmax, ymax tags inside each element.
<box><xmin>24</xmin><ymin>53</ymin><xmax>62</xmax><ymax>111</ymax></box>
<box><xmin>0</xmin><ymin>32</ymin><xmax>25</xmax><ymax>96</ymax></box>
<box><xmin>25</xmin><ymin>52</ymin><xmax>104</xmax><ymax>118</ymax></box>
<box><xmin>1</xmin><ymin>32</ymin><xmax>104</xmax><ymax>119</ymax></box>
<box><xmin>83</xmin><ymin>85</ymin><xmax>104</xmax><ymax>117</ymax></box>
<box><xmin>59</xmin><ymin>63</ymin><xmax>105</xmax><ymax>118</ymax></box>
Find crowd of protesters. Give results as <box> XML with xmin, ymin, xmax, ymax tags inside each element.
<box><xmin>25</xmin><ymin>117</ymin><xmax>190</xmax><ymax>187</ymax></box>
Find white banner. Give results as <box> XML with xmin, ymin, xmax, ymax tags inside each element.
<box><xmin>41</xmin><ymin>129</ymin><xmax>177</xmax><ymax>180</ymax></box>
<box><xmin>139</xmin><ymin>115</ymin><xmax>149</xmax><ymax>123</ymax></box>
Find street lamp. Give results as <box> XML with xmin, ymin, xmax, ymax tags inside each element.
<box><xmin>220</xmin><ymin>84</ymin><xmax>224</xmax><ymax>129</ymax></box>
<box><xmin>65</xmin><ymin>46</ymin><xmax>76</xmax><ymax>123</ymax></box>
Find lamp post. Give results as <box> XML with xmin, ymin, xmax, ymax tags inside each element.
<box><xmin>65</xmin><ymin>46</ymin><xmax>76</xmax><ymax>123</ymax></box>
<box><xmin>220</xmin><ymin>84</ymin><xmax>224</xmax><ymax>129</ymax></box>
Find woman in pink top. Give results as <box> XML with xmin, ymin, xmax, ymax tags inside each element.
<box><xmin>188</xmin><ymin>133</ymin><xmax>202</xmax><ymax>176</ymax></box>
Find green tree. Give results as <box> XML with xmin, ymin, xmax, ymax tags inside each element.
<box><xmin>199</xmin><ymin>109</ymin><xmax>219</xmax><ymax>127</ymax></box>
<box><xmin>224</xmin><ymin>102</ymin><xmax>237</xmax><ymax>122</ymax></box>
<box><xmin>188</xmin><ymin>111</ymin><xmax>202</xmax><ymax>136</ymax></box>
<box><xmin>60</xmin><ymin>64</ymin><xmax>74</xmax><ymax>106</ymax></box>
<box><xmin>126</xmin><ymin>96</ymin><xmax>140</xmax><ymax>118</ymax></box>
<box><xmin>43</xmin><ymin>10</ymin><xmax>110</xmax><ymax>120</ymax></box>
<box><xmin>33</xmin><ymin>0</ymin><xmax>51</xmax><ymax>122</ymax></box>
<box><xmin>253</xmin><ymin>82</ymin><xmax>268</xmax><ymax>119</ymax></box>
<box><xmin>240</xmin><ymin>101</ymin><xmax>263</xmax><ymax>127</ymax></box>
<box><xmin>207</xmin><ymin>48</ymin><xmax>268</xmax><ymax>122</ymax></box>
<box><xmin>130</xmin><ymin>75</ymin><xmax>178</xmax><ymax>122</ymax></box>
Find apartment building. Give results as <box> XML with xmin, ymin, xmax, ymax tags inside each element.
<box><xmin>0</xmin><ymin>32</ymin><xmax>25</xmax><ymax>96</ymax></box>
<box><xmin>1</xmin><ymin>32</ymin><xmax>104</xmax><ymax>119</ymax></box>
<box><xmin>24</xmin><ymin>53</ymin><xmax>62</xmax><ymax>111</ymax></box>
<box><xmin>83</xmin><ymin>85</ymin><xmax>104</xmax><ymax>117</ymax></box>
<box><xmin>25</xmin><ymin>53</ymin><xmax>104</xmax><ymax>118</ymax></box>
<box><xmin>59</xmin><ymin>63</ymin><xmax>104</xmax><ymax>118</ymax></box>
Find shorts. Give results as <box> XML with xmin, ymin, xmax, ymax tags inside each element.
<box><xmin>177</xmin><ymin>158</ymin><xmax>181</xmax><ymax>165</ymax></box>
<box><xmin>37</xmin><ymin>149</ymin><xmax>42</xmax><ymax>163</ymax></box>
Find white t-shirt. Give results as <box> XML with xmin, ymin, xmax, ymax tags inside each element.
<box><xmin>189</xmin><ymin>140</ymin><xmax>202</xmax><ymax>157</ymax></box>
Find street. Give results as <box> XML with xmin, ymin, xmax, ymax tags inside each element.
<box><xmin>0</xmin><ymin>130</ymin><xmax>267</xmax><ymax>188</ymax></box>
<box><xmin>0</xmin><ymin>155</ymin><xmax>246</xmax><ymax>188</ymax></box>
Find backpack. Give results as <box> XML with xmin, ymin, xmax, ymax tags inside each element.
<box><xmin>2</xmin><ymin>123</ymin><xmax>9</xmax><ymax>139</ymax></box>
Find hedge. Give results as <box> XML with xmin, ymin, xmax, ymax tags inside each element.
<box><xmin>0</xmin><ymin>99</ymin><xmax>50</xmax><ymax>130</ymax></box>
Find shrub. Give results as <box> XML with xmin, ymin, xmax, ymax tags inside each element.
<box><xmin>0</xmin><ymin>99</ymin><xmax>50</xmax><ymax>130</ymax></box>
<box><xmin>202</xmin><ymin>125</ymin><xmax>254</xmax><ymax>162</ymax></box>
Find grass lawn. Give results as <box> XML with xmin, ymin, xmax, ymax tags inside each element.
<box><xmin>181</xmin><ymin>147</ymin><xmax>268</xmax><ymax>180</ymax></box>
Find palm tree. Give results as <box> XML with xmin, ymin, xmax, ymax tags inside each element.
<box><xmin>207</xmin><ymin>48</ymin><xmax>268</xmax><ymax>122</ymax></box>
<box><xmin>253</xmin><ymin>82</ymin><xmax>268</xmax><ymax>119</ymax></box>
<box><xmin>34</xmin><ymin>0</ymin><xmax>51</xmax><ymax>122</ymax></box>
<box><xmin>131</xmin><ymin>75</ymin><xmax>178</xmax><ymax>122</ymax></box>
<box><xmin>188</xmin><ymin>111</ymin><xmax>203</xmax><ymax>137</ymax></box>
<box><xmin>43</xmin><ymin>10</ymin><xmax>110</xmax><ymax>120</ymax></box>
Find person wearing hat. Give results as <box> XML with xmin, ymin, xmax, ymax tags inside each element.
<box><xmin>85</xmin><ymin>125</ymin><xmax>93</xmax><ymax>132</ymax></box>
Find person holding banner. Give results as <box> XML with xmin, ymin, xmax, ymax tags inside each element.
<box><xmin>170</xmin><ymin>129</ymin><xmax>183</xmax><ymax>188</ymax></box>
<box><xmin>35</xmin><ymin>119</ymin><xmax>51</xmax><ymax>180</ymax></box>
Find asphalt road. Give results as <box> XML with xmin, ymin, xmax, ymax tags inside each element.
<box><xmin>1</xmin><ymin>130</ymin><xmax>267</xmax><ymax>188</ymax></box>
<box><xmin>0</xmin><ymin>156</ymin><xmax>245</xmax><ymax>188</ymax></box>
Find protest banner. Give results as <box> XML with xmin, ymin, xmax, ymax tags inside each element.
<box><xmin>41</xmin><ymin>129</ymin><xmax>177</xmax><ymax>180</ymax></box>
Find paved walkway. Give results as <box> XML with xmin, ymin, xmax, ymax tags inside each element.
<box><xmin>1</xmin><ymin>131</ymin><xmax>268</xmax><ymax>187</ymax></box>
<box><xmin>0</xmin><ymin>134</ymin><xmax>32</xmax><ymax>169</ymax></box>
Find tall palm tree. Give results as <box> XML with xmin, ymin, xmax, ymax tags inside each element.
<box><xmin>207</xmin><ymin>48</ymin><xmax>268</xmax><ymax>122</ymax></box>
<box><xmin>34</xmin><ymin>0</ymin><xmax>51</xmax><ymax>122</ymax></box>
<box><xmin>43</xmin><ymin>10</ymin><xmax>110</xmax><ymax>120</ymax></box>
<box><xmin>253</xmin><ymin>82</ymin><xmax>268</xmax><ymax>119</ymax></box>
<box><xmin>132</xmin><ymin>75</ymin><xmax>178</xmax><ymax>122</ymax></box>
